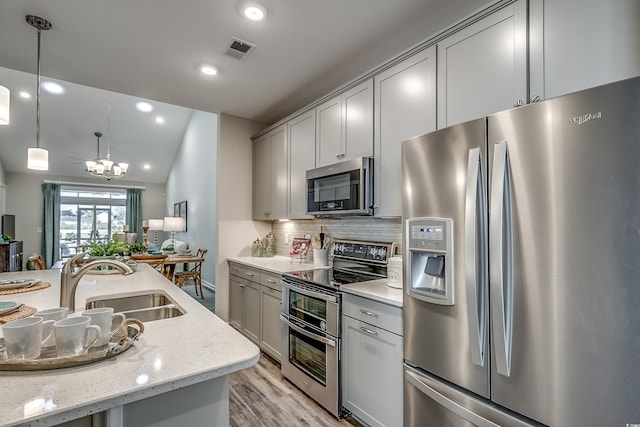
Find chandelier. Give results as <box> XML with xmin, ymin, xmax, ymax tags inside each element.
<box><xmin>85</xmin><ymin>131</ymin><xmax>129</xmax><ymax>180</ymax></box>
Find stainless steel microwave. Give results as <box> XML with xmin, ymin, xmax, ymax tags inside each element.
<box><xmin>306</xmin><ymin>156</ymin><xmax>373</xmax><ymax>216</ymax></box>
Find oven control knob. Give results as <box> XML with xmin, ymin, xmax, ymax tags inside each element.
<box><xmin>320</xmin><ymin>320</ymin><xmax>326</xmax><ymax>331</ymax></box>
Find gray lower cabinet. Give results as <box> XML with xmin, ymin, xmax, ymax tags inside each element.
<box><xmin>260</xmin><ymin>285</ymin><xmax>282</xmax><ymax>361</ymax></box>
<box><xmin>243</xmin><ymin>279</ymin><xmax>260</xmax><ymax>344</ymax></box>
<box><xmin>229</xmin><ymin>262</ymin><xmax>282</xmax><ymax>361</ymax></box>
<box><xmin>342</xmin><ymin>293</ymin><xmax>403</xmax><ymax>427</ymax></box>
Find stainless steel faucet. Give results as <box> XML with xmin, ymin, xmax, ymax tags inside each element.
<box><xmin>60</xmin><ymin>252</ymin><xmax>134</xmax><ymax>312</ymax></box>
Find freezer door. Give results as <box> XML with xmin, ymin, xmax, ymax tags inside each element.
<box><xmin>404</xmin><ymin>365</ymin><xmax>543</xmax><ymax>427</ymax></box>
<box><xmin>487</xmin><ymin>76</ymin><xmax>640</xmax><ymax>426</ymax></box>
<box><xmin>402</xmin><ymin>118</ymin><xmax>490</xmax><ymax>398</ymax></box>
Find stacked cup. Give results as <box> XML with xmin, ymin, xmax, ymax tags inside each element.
<box><xmin>2</xmin><ymin>306</ymin><xmax>126</xmax><ymax>360</ymax></box>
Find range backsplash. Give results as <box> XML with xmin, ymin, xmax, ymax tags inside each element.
<box><xmin>271</xmin><ymin>217</ymin><xmax>403</xmax><ymax>262</ymax></box>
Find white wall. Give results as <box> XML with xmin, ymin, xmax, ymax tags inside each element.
<box><xmin>215</xmin><ymin>113</ymin><xmax>268</xmax><ymax>321</ymax></box>
<box><xmin>4</xmin><ymin>172</ymin><xmax>166</xmax><ymax>266</ymax></box>
<box><xmin>165</xmin><ymin>110</ymin><xmax>218</xmax><ymax>285</ymax></box>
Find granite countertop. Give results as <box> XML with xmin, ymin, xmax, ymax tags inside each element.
<box><xmin>340</xmin><ymin>279</ymin><xmax>404</xmax><ymax>308</ymax></box>
<box><xmin>227</xmin><ymin>255</ymin><xmax>321</xmax><ymax>274</ymax></box>
<box><xmin>0</xmin><ymin>265</ymin><xmax>259</xmax><ymax>427</ymax></box>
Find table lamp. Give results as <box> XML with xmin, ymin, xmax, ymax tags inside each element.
<box><xmin>148</xmin><ymin>218</ymin><xmax>164</xmax><ymax>248</ymax></box>
<box><xmin>163</xmin><ymin>217</ymin><xmax>184</xmax><ymax>250</ymax></box>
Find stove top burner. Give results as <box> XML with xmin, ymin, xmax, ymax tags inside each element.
<box><xmin>284</xmin><ymin>239</ymin><xmax>397</xmax><ymax>290</ymax></box>
<box><xmin>285</xmin><ymin>268</ymin><xmax>383</xmax><ymax>289</ymax></box>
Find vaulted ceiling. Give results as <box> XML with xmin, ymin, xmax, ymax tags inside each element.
<box><xmin>0</xmin><ymin>0</ymin><xmax>489</xmax><ymax>182</ymax></box>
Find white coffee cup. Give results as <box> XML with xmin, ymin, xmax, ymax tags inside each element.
<box><xmin>34</xmin><ymin>307</ymin><xmax>70</xmax><ymax>347</ymax></box>
<box><xmin>82</xmin><ymin>307</ymin><xmax>126</xmax><ymax>347</ymax></box>
<box><xmin>54</xmin><ymin>316</ymin><xmax>101</xmax><ymax>357</ymax></box>
<box><xmin>2</xmin><ymin>317</ymin><xmax>55</xmax><ymax>360</ymax></box>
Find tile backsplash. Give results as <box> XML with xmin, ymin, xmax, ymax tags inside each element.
<box><xmin>270</xmin><ymin>217</ymin><xmax>403</xmax><ymax>262</ymax></box>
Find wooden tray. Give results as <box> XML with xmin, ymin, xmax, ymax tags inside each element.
<box><xmin>0</xmin><ymin>319</ymin><xmax>143</xmax><ymax>370</ymax></box>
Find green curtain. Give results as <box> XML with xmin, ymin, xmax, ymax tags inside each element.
<box><xmin>126</xmin><ymin>188</ymin><xmax>143</xmax><ymax>243</ymax></box>
<box><xmin>41</xmin><ymin>183</ymin><xmax>60</xmax><ymax>268</ymax></box>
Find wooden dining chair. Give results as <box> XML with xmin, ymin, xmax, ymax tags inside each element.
<box><xmin>29</xmin><ymin>254</ymin><xmax>46</xmax><ymax>270</ymax></box>
<box><xmin>130</xmin><ymin>254</ymin><xmax>168</xmax><ymax>275</ymax></box>
<box><xmin>174</xmin><ymin>249</ymin><xmax>207</xmax><ymax>298</ymax></box>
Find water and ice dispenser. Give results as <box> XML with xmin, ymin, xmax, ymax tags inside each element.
<box><xmin>406</xmin><ymin>217</ymin><xmax>454</xmax><ymax>305</ymax></box>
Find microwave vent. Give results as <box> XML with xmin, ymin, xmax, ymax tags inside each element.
<box><xmin>224</xmin><ymin>37</ymin><xmax>256</xmax><ymax>61</ymax></box>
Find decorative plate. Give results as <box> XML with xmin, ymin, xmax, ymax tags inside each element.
<box><xmin>0</xmin><ymin>301</ymin><xmax>18</xmax><ymax>315</ymax></box>
<box><xmin>0</xmin><ymin>279</ymin><xmax>38</xmax><ymax>290</ymax></box>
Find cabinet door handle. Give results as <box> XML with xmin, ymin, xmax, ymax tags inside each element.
<box><xmin>359</xmin><ymin>326</ymin><xmax>378</xmax><ymax>336</ymax></box>
<box><xmin>335</xmin><ymin>153</ymin><xmax>341</xmax><ymax>158</ymax></box>
<box><xmin>359</xmin><ymin>309</ymin><xmax>378</xmax><ymax>317</ymax></box>
<box><xmin>530</xmin><ymin>95</ymin><xmax>541</xmax><ymax>103</ymax></box>
<box><xmin>267</xmin><ymin>279</ymin><xmax>276</xmax><ymax>283</ymax></box>
<box><xmin>239</xmin><ymin>283</ymin><xmax>245</xmax><ymax>288</ymax></box>
<box><xmin>513</xmin><ymin>100</ymin><xmax>524</xmax><ymax>107</ymax></box>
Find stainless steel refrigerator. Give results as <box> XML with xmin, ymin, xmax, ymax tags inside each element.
<box><xmin>402</xmin><ymin>76</ymin><xmax>640</xmax><ymax>427</ymax></box>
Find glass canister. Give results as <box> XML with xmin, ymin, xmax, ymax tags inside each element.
<box><xmin>264</xmin><ymin>232</ymin><xmax>276</xmax><ymax>257</ymax></box>
<box><xmin>251</xmin><ymin>239</ymin><xmax>263</xmax><ymax>257</ymax></box>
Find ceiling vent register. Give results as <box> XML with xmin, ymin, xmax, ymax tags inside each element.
<box><xmin>224</xmin><ymin>37</ymin><xmax>256</xmax><ymax>61</ymax></box>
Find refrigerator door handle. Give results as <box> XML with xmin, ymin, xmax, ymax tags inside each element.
<box><xmin>489</xmin><ymin>142</ymin><xmax>514</xmax><ymax>377</ymax></box>
<box><xmin>406</xmin><ymin>370</ymin><xmax>500</xmax><ymax>427</ymax></box>
<box><xmin>465</xmin><ymin>147</ymin><xmax>488</xmax><ymax>367</ymax></box>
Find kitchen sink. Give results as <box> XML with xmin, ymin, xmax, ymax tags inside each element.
<box><xmin>85</xmin><ymin>290</ymin><xmax>185</xmax><ymax>322</ymax></box>
<box><xmin>117</xmin><ymin>306</ymin><xmax>184</xmax><ymax>322</ymax></box>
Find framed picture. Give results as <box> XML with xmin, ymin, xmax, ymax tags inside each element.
<box><xmin>173</xmin><ymin>200</ymin><xmax>188</xmax><ymax>231</ymax></box>
<box><xmin>290</xmin><ymin>237</ymin><xmax>311</xmax><ymax>258</ymax></box>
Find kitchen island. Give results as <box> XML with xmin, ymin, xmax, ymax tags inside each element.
<box><xmin>0</xmin><ymin>264</ymin><xmax>260</xmax><ymax>427</ymax></box>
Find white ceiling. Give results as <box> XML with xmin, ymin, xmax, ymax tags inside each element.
<box><xmin>0</xmin><ymin>0</ymin><xmax>489</xmax><ymax>183</ymax></box>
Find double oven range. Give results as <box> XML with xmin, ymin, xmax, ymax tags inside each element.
<box><xmin>280</xmin><ymin>239</ymin><xmax>396</xmax><ymax>417</ymax></box>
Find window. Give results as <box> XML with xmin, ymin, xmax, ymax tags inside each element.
<box><xmin>59</xmin><ymin>186</ymin><xmax>127</xmax><ymax>259</ymax></box>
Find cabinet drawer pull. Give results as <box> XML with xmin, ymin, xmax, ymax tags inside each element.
<box><xmin>245</xmin><ymin>272</ymin><xmax>255</xmax><ymax>277</ymax></box>
<box><xmin>359</xmin><ymin>309</ymin><xmax>378</xmax><ymax>317</ymax></box>
<box><xmin>359</xmin><ymin>326</ymin><xmax>378</xmax><ymax>336</ymax></box>
<box><xmin>267</xmin><ymin>279</ymin><xmax>276</xmax><ymax>283</ymax></box>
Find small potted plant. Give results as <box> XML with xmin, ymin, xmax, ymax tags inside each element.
<box><xmin>161</xmin><ymin>245</ymin><xmax>175</xmax><ymax>254</ymax></box>
<box><xmin>1</xmin><ymin>234</ymin><xmax>12</xmax><ymax>244</ymax></box>
<box><xmin>128</xmin><ymin>242</ymin><xmax>146</xmax><ymax>255</ymax></box>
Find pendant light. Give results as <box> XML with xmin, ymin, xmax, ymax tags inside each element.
<box><xmin>0</xmin><ymin>85</ymin><xmax>9</xmax><ymax>125</ymax></box>
<box><xmin>26</xmin><ymin>15</ymin><xmax>52</xmax><ymax>171</ymax></box>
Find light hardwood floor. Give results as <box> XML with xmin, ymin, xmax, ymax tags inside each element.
<box><xmin>229</xmin><ymin>353</ymin><xmax>363</xmax><ymax>427</ymax></box>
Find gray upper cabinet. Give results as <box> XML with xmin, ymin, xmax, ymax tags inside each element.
<box><xmin>316</xmin><ymin>79</ymin><xmax>373</xmax><ymax>167</ymax></box>
<box><xmin>287</xmin><ymin>110</ymin><xmax>315</xmax><ymax>219</ymax></box>
<box><xmin>534</xmin><ymin>0</ymin><xmax>640</xmax><ymax>101</ymax></box>
<box><xmin>253</xmin><ymin>125</ymin><xmax>288</xmax><ymax>220</ymax></box>
<box><xmin>374</xmin><ymin>46</ymin><xmax>437</xmax><ymax>217</ymax></box>
<box><xmin>437</xmin><ymin>0</ymin><xmax>528</xmax><ymax>128</ymax></box>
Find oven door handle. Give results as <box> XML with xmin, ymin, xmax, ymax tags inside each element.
<box><xmin>280</xmin><ymin>314</ymin><xmax>337</xmax><ymax>347</ymax></box>
<box><xmin>282</xmin><ymin>281</ymin><xmax>338</xmax><ymax>303</ymax></box>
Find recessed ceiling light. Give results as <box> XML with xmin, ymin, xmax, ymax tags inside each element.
<box><xmin>242</xmin><ymin>2</ymin><xmax>268</xmax><ymax>21</ymax></box>
<box><xmin>155</xmin><ymin>116</ymin><xmax>165</xmax><ymax>124</ymax></box>
<box><xmin>200</xmin><ymin>65</ymin><xmax>218</xmax><ymax>76</ymax></box>
<box><xmin>19</xmin><ymin>91</ymin><xmax>31</xmax><ymax>99</ymax></box>
<box><xmin>41</xmin><ymin>81</ymin><xmax>64</xmax><ymax>94</ymax></box>
<box><xmin>143</xmin><ymin>164</ymin><xmax>151</xmax><ymax>170</ymax></box>
<box><xmin>136</xmin><ymin>101</ymin><xmax>153</xmax><ymax>112</ymax></box>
